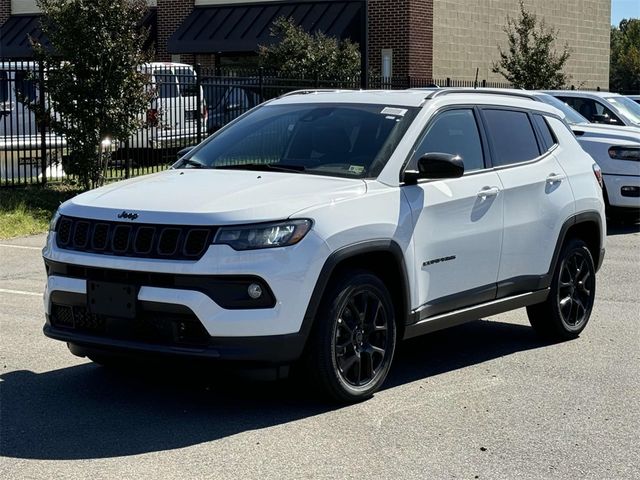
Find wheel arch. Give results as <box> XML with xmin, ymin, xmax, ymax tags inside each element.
<box><xmin>547</xmin><ymin>212</ymin><xmax>604</xmax><ymax>284</ymax></box>
<box><xmin>299</xmin><ymin>240</ymin><xmax>412</xmax><ymax>343</ymax></box>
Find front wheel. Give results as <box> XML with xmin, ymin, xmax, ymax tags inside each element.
<box><xmin>527</xmin><ymin>238</ymin><xmax>596</xmax><ymax>341</ymax></box>
<box><xmin>305</xmin><ymin>270</ymin><xmax>397</xmax><ymax>403</ymax></box>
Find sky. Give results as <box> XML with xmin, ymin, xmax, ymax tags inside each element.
<box><xmin>611</xmin><ymin>0</ymin><xmax>640</xmax><ymax>25</ymax></box>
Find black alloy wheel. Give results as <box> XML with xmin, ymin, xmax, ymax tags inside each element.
<box><xmin>557</xmin><ymin>249</ymin><xmax>595</xmax><ymax>331</ymax></box>
<box><xmin>306</xmin><ymin>270</ymin><xmax>397</xmax><ymax>403</ymax></box>
<box><xmin>527</xmin><ymin>238</ymin><xmax>596</xmax><ymax>341</ymax></box>
<box><xmin>333</xmin><ymin>289</ymin><xmax>391</xmax><ymax>388</ymax></box>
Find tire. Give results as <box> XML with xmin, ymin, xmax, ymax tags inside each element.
<box><xmin>527</xmin><ymin>238</ymin><xmax>596</xmax><ymax>341</ymax></box>
<box><xmin>305</xmin><ymin>269</ymin><xmax>397</xmax><ymax>403</ymax></box>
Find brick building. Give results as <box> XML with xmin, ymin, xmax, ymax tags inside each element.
<box><xmin>1</xmin><ymin>0</ymin><xmax>612</xmax><ymax>89</ymax></box>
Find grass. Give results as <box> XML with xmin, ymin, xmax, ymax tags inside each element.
<box><xmin>0</xmin><ymin>164</ymin><xmax>171</xmax><ymax>239</ymax></box>
<box><xmin>0</xmin><ymin>183</ymin><xmax>84</xmax><ymax>239</ymax></box>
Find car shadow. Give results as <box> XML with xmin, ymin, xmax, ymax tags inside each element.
<box><xmin>0</xmin><ymin>319</ymin><xmax>548</xmax><ymax>461</ymax></box>
<box><xmin>607</xmin><ymin>222</ymin><xmax>640</xmax><ymax>236</ymax></box>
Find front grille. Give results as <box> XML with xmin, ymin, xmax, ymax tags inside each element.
<box><xmin>50</xmin><ymin>303</ymin><xmax>210</xmax><ymax>347</ymax></box>
<box><xmin>55</xmin><ymin>216</ymin><xmax>216</xmax><ymax>260</ymax></box>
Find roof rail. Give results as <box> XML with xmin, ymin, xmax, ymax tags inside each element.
<box><xmin>416</xmin><ymin>88</ymin><xmax>536</xmax><ymax>101</ymax></box>
<box><xmin>278</xmin><ymin>89</ymin><xmax>351</xmax><ymax>98</ymax></box>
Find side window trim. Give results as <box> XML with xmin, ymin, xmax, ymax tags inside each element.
<box><xmin>401</xmin><ymin>105</ymin><xmax>489</xmax><ymax>178</ymax></box>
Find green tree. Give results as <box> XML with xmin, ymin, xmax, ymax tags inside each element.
<box><xmin>610</xmin><ymin>19</ymin><xmax>640</xmax><ymax>93</ymax></box>
<box><xmin>33</xmin><ymin>0</ymin><xmax>153</xmax><ymax>189</ymax></box>
<box><xmin>259</xmin><ymin>17</ymin><xmax>361</xmax><ymax>81</ymax></box>
<box><xmin>492</xmin><ymin>1</ymin><xmax>571</xmax><ymax>89</ymax></box>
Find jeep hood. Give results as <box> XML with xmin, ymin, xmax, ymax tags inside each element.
<box><xmin>61</xmin><ymin>169</ymin><xmax>367</xmax><ymax>224</ymax></box>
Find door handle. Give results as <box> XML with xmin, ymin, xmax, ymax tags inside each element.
<box><xmin>546</xmin><ymin>173</ymin><xmax>565</xmax><ymax>184</ymax></box>
<box><xmin>477</xmin><ymin>186</ymin><xmax>500</xmax><ymax>200</ymax></box>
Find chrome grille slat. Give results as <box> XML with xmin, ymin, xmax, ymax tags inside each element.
<box><xmin>55</xmin><ymin>216</ymin><xmax>214</xmax><ymax>260</ymax></box>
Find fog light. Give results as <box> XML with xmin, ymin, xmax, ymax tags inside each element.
<box><xmin>621</xmin><ymin>186</ymin><xmax>640</xmax><ymax>198</ymax></box>
<box><xmin>248</xmin><ymin>283</ymin><xmax>263</xmax><ymax>299</ymax></box>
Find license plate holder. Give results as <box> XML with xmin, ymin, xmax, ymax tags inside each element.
<box><xmin>87</xmin><ymin>281</ymin><xmax>137</xmax><ymax>319</ymax></box>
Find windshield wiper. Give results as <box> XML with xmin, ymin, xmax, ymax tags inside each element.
<box><xmin>179</xmin><ymin>158</ymin><xmax>208</xmax><ymax>169</ymax></box>
<box><xmin>215</xmin><ymin>163</ymin><xmax>306</xmax><ymax>173</ymax></box>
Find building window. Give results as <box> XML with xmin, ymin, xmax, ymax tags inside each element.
<box><xmin>381</xmin><ymin>49</ymin><xmax>393</xmax><ymax>78</ymax></box>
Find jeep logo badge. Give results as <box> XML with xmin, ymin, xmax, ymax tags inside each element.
<box><xmin>117</xmin><ymin>211</ymin><xmax>139</xmax><ymax>221</ymax></box>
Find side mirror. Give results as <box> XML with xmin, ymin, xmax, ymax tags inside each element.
<box><xmin>177</xmin><ymin>145</ymin><xmax>196</xmax><ymax>159</ymax></box>
<box><xmin>403</xmin><ymin>153</ymin><xmax>464</xmax><ymax>184</ymax></box>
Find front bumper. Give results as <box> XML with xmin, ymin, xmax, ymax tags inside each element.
<box><xmin>42</xmin><ymin>229</ymin><xmax>331</xmax><ymax>363</ymax></box>
<box><xmin>44</xmin><ymin>323</ymin><xmax>307</xmax><ymax>365</ymax></box>
<box><xmin>603</xmin><ymin>174</ymin><xmax>640</xmax><ymax>210</ymax></box>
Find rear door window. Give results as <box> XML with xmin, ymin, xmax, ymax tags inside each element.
<box><xmin>176</xmin><ymin>68</ymin><xmax>197</xmax><ymax>97</ymax></box>
<box><xmin>15</xmin><ymin>71</ymin><xmax>36</xmax><ymax>103</ymax></box>
<box><xmin>154</xmin><ymin>69</ymin><xmax>178</xmax><ymax>98</ymax></box>
<box><xmin>482</xmin><ymin>109</ymin><xmax>541</xmax><ymax>166</ymax></box>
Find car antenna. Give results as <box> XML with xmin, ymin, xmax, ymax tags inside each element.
<box><xmin>474</xmin><ymin>67</ymin><xmax>479</xmax><ymax>89</ymax></box>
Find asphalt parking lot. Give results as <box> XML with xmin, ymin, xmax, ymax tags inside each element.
<box><xmin>1</xmin><ymin>226</ymin><xmax>639</xmax><ymax>480</ymax></box>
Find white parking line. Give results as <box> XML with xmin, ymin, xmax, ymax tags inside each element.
<box><xmin>0</xmin><ymin>244</ymin><xmax>42</xmax><ymax>251</ymax></box>
<box><xmin>0</xmin><ymin>288</ymin><xmax>42</xmax><ymax>297</ymax></box>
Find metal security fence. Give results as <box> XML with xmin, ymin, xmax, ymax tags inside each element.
<box><xmin>1</xmin><ymin>62</ymin><xmax>628</xmax><ymax>188</ymax></box>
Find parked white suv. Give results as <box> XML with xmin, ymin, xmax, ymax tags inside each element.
<box><xmin>43</xmin><ymin>89</ymin><xmax>606</xmax><ymax>402</ymax></box>
<box><xmin>502</xmin><ymin>91</ymin><xmax>639</xmax><ymax>223</ymax></box>
<box><xmin>545</xmin><ymin>90</ymin><xmax>640</xmax><ymax>128</ymax></box>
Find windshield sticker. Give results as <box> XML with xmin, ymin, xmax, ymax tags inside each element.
<box><xmin>349</xmin><ymin>165</ymin><xmax>365</xmax><ymax>174</ymax></box>
<box><xmin>381</xmin><ymin>107</ymin><xmax>408</xmax><ymax>117</ymax></box>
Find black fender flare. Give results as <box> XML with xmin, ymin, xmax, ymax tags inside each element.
<box><xmin>298</xmin><ymin>239</ymin><xmax>413</xmax><ymax>340</ymax></box>
<box><xmin>543</xmin><ymin>211</ymin><xmax>604</xmax><ymax>287</ymax></box>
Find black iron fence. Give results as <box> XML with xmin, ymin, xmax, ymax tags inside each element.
<box><xmin>0</xmin><ymin>61</ymin><xmax>634</xmax><ymax>188</ymax></box>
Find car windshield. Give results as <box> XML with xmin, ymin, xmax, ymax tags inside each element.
<box><xmin>535</xmin><ymin>93</ymin><xmax>588</xmax><ymax>125</ymax></box>
<box><xmin>180</xmin><ymin>103</ymin><xmax>418</xmax><ymax>179</ymax></box>
<box><xmin>606</xmin><ymin>96</ymin><xmax>640</xmax><ymax>125</ymax></box>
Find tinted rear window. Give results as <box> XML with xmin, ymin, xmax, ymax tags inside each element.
<box><xmin>154</xmin><ymin>69</ymin><xmax>178</xmax><ymax>98</ymax></box>
<box><xmin>483</xmin><ymin>109</ymin><xmax>540</xmax><ymax>166</ymax></box>
<box><xmin>176</xmin><ymin>68</ymin><xmax>198</xmax><ymax>97</ymax></box>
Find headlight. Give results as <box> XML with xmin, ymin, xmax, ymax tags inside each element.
<box><xmin>214</xmin><ymin>219</ymin><xmax>312</xmax><ymax>250</ymax></box>
<box><xmin>49</xmin><ymin>210</ymin><xmax>61</xmax><ymax>232</ymax></box>
<box><xmin>608</xmin><ymin>146</ymin><xmax>640</xmax><ymax>161</ymax></box>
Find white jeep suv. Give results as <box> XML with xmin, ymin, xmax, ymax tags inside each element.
<box><xmin>43</xmin><ymin>90</ymin><xmax>606</xmax><ymax>402</ymax></box>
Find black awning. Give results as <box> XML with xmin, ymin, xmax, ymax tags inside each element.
<box><xmin>0</xmin><ymin>9</ymin><xmax>157</xmax><ymax>59</ymax></box>
<box><xmin>168</xmin><ymin>1</ymin><xmax>364</xmax><ymax>54</ymax></box>
<box><xmin>0</xmin><ymin>15</ymin><xmax>50</xmax><ymax>59</ymax></box>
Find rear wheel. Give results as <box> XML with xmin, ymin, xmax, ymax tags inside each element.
<box><xmin>306</xmin><ymin>270</ymin><xmax>397</xmax><ymax>403</ymax></box>
<box><xmin>527</xmin><ymin>238</ymin><xmax>596</xmax><ymax>341</ymax></box>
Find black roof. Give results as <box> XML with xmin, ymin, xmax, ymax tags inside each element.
<box><xmin>168</xmin><ymin>0</ymin><xmax>364</xmax><ymax>54</ymax></box>
<box><xmin>0</xmin><ymin>9</ymin><xmax>157</xmax><ymax>59</ymax></box>
<box><xmin>0</xmin><ymin>15</ymin><xmax>50</xmax><ymax>58</ymax></box>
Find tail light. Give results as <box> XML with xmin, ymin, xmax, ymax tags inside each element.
<box><xmin>592</xmin><ymin>164</ymin><xmax>603</xmax><ymax>189</ymax></box>
<box><xmin>146</xmin><ymin>108</ymin><xmax>159</xmax><ymax>127</ymax></box>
